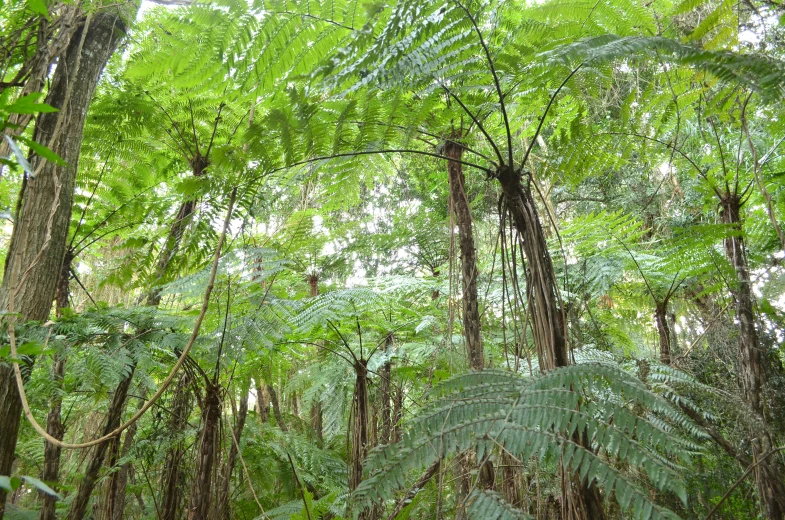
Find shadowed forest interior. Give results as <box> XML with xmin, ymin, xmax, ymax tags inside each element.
<box><xmin>2</xmin><ymin>0</ymin><xmax>785</xmax><ymax>518</ymax></box>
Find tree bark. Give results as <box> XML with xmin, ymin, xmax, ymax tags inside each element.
<box><xmin>496</xmin><ymin>166</ymin><xmax>604</xmax><ymax>520</ymax></box>
<box><xmin>445</xmin><ymin>138</ymin><xmax>483</xmax><ymax>370</ymax></box>
<box><xmin>215</xmin><ymin>386</ymin><xmax>249</xmax><ymax>520</ymax></box>
<box><xmin>379</xmin><ymin>335</ymin><xmax>393</xmax><ymax>445</ymax></box>
<box><xmin>654</xmin><ymin>302</ymin><xmax>672</xmax><ymax>365</ymax></box>
<box><xmin>68</xmin><ymin>365</ymin><xmax>136</xmax><ymax>520</ymax></box>
<box><xmin>269</xmin><ymin>385</ymin><xmax>288</xmax><ymax>432</ymax></box>
<box><xmin>160</xmin><ymin>372</ymin><xmax>194</xmax><ymax>520</ymax></box>
<box><xmin>186</xmin><ymin>381</ymin><xmax>222</xmax><ymax>520</ymax></box>
<box><xmin>38</xmin><ymin>356</ymin><xmax>65</xmax><ymax>520</ymax></box>
<box><xmin>720</xmin><ymin>194</ymin><xmax>785</xmax><ymax>519</ymax></box>
<box><xmin>0</xmin><ymin>8</ymin><xmax>133</xmax><ymax>517</ymax></box>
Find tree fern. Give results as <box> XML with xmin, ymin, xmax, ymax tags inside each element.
<box><xmin>354</xmin><ymin>363</ymin><xmax>699</xmax><ymax>520</ymax></box>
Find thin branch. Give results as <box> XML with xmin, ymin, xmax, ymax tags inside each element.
<box><xmin>449</xmin><ymin>0</ymin><xmax>513</xmax><ymax>166</ymax></box>
<box><xmin>705</xmin><ymin>446</ymin><xmax>785</xmax><ymax>520</ymax></box>
<box><xmin>521</xmin><ymin>64</ymin><xmax>583</xmax><ymax>170</ymax></box>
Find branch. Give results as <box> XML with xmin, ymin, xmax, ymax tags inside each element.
<box><xmin>449</xmin><ymin>0</ymin><xmax>513</xmax><ymax>166</ymax></box>
<box><xmin>521</xmin><ymin>64</ymin><xmax>583</xmax><ymax>170</ymax></box>
<box><xmin>8</xmin><ymin>187</ymin><xmax>239</xmax><ymax>449</ymax></box>
<box><xmin>705</xmin><ymin>446</ymin><xmax>785</xmax><ymax>519</ymax></box>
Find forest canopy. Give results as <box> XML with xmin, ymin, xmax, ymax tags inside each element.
<box><xmin>1</xmin><ymin>0</ymin><xmax>785</xmax><ymax>519</ymax></box>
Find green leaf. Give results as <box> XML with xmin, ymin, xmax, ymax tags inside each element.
<box><xmin>22</xmin><ymin>476</ymin><xmax>61</xmax><ymax>499</ymax></box>
<box><xmin>26</xmin><ymin>0</ymin><xmax>49</xmax><ymax>17</ymax></box>
<box><xmin>20</xmin><ymin>136</ymin><xmax>67</xmax><ymax>166</ymax></box>
<box><xmin>3</xmin><ymin>135</ymin><xmax>33</xmax><ymax>177</ymax></box>
<box><xmin>5</xmin><ymin>94</ymin><xmax>58</xmax><ymax>115</ymax></box>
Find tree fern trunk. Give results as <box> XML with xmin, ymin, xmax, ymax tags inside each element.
<box><xmin>160</xmin><ymin>372</ymin><xmax>194</xmax><ymax>520</ymax></box>
<box><xmin>68</xmin><ymin>364</ymin><xmax>136</xmax><ymax>520</ymax></box>
<box><xmin>186</xmin><ymin>381</ymin><xmax>221</xmax><ymax>520</ymax></box>
<box><xmin>496</xmin><ymin>166</ymin><xmax>605</xmax><ymax>520</ymax></box>
<box><xmin>215</xmin><ymin>385</ymin><xmax>249</xmax><ymax>520</ymax></box>
<box><xmin>721</xmin><ymin>194</ymin><xmax>785</xmax><ymax>519</ymax></box>
<box><xmin>269</xmin><ymin>384</ymin><xmax>288</xmax><ymax>432</ymax></box>
<box><xmin>38</xmin><ymin>356</ymin><xmax>65</xmax><ymax>520</ymax></box>
<box><xmin>379</xmin><ymin>334</ymin><xmax>393</xmax><ymax>445</ymax></box>
<box><xmin>0</xmin><ymin>7</ymin><xmax>134</xmax><ymax>516</ymax></box>
<box><xmin>445</xmin><ymin>137</ymin><xmax>483</xmax><ymax>370</ymax></box>
<box><xmin>654</xmin><ymin>302</ymin><xmax>672</xmax><ymax>365</ymax></box>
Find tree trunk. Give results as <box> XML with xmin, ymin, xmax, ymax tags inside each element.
<box><xmin>38</xmin><ymin>356</ymin><xmax>65</xmax><ymax>520</ymax></box>
<box><xmin>255</xmin><ymin>380</ymin><xmax>269</xmax><ymax>423</ymax></box>
<box><xmin>101</xmin><ymin>398</ymin><xmax>142</xmax><ymax>520</ymax></box>
<box><xmin>496</xmin><ymin>166</ymin><xmax>604</xmax><ymax>520</ymax></box>
<box><xmin>146</xmin><ymin>157</ymin><xmax>209</xmax><ymax>306</ymax></box>
<box><xmin>308</xmin><ymin>274</ymin><xmax>324</xmax><ymax>444</ymax></box>
<box><xmin>445</xmin><ymin>138</ymin><xmax>483</xmax><ymax>370</ymax></box>
<box><xmin>0</xmin><ymin>8</ymin><xmax>133</xmax><ymax>517</ymax></box>
<box><xmin>269</xmin><ymin>385</ymin><xmax>288</xmax><ymax>432</ymax></box>
<box><xmin>186</xmin><ymin>382</ymin><xmax>222</xmax><ymax>520</ymax></box>
<box><xmin>497</xmin><ymin>166</ymin><xmax>568</xmax><ymax>371</ymax></box>
<box><xmin>721</xmin><ymin>195</ymin><xmax>785</xmax><ymax>519</ymax></box>
<box><xmin>215</xmin><ymin>386</ymin><xmax>249</xmax><ymax>520</ymax></box>
<box><xmin>379</xmin><ymin>335</ymin><xmax>393</xmax><ymax>445</ymax></box>
<box><xmin>160</xmin><ymin>372</ymin><xmax>194</xmax><ymax>520</ymax></box>
<box><xmin>654</xmin><ymin>302</ymin><xmax>672</xmax><ymax>365</ymax></box>
<box><xmin>68</xmin><ymin>365</ymin><xmax>136</xmax><ymax>520</ymax></box>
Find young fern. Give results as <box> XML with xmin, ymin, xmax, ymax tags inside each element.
<box><xmin>353</xmin><ymin>363</ymin><xmax>700</xmax><ymax>520</ymax></box>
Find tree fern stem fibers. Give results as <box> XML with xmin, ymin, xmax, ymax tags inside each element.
<box><xmin>720</xmin><ymin>194</ymin><xmax>785</xmax><ymax>519</ymax></box>
<box><xmin>496</xmin><ymin>165</ymin><xmax>605</xmax><ymax>519</ymax></box>
<box><xmin>160</xmin><ymin>371</ymin><xmax>195</xmax><ymax>520</ymax></box>
<box><xmin>216</xmin><ymin>382</ymin><xmax>250</xmax><ymax>520</ymax></box>
<box><xmin>0</xmin><ymin>5</ymin><xmax>135</xmax><ymax>517</ymax></box>
<box><xmin>269</xmin><ymin>384</ymin><xmax>288</xmax><ymax>432</ymax></box>
<box><xmin>68</xmin><ymin>364</ymin><xmax>137</xmax><ymax>520</ymax></box>
<box><xmin>186</xmin><ymin>381</ymin><xmax>222</xmax><ymax>520</ymax></box>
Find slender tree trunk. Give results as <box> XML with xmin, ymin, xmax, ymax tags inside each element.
<box><xmin>721</xmin><ymin>195</ymin><xmax>785</xmax><ymax>519</ymax></box>
<box><xmin>379</xmin><ymin>335</ymin><xmax>393</xmax><ymax>445</ymax></box>
<box><xmin>496</xmin><ymin>166</ymin><xmax>604</xmax><ymax>520</ymax></box>
<box><xmin>445</xmin><ymin>137</ymin><xmax>483</xmax><ymax>370</ymax></box>
<box><xmin>255</xmin><ymin>380</ymin><xmax>269</xmax><ymax>423</ymax></box>
<box><xmin>68</xmin><ymin>365</ymin><xmax>136</xmax><ymax>520</ymax></box>
<box><xmin>215</xmin><ymin>386</ymin><xmax>249</xmax><ymax>520</ymax></box>
<box><xmin>268</xmin><ymin>385</ymin><xmax>288</xmax><ymax>432</ymax></box>
<box><xmin>186</xmin><ymin>382</ymin><xmax>222</xmax><ymax>520</ymax></box>
<box><xmin>160</xmin><ymin>372</ymin><xmax>194</xmax><ymax>520</ymax></box>
<box><xmin>654</xmin><ymin>302</ymin><xmax>672</xmax><ymax>365</ymax></box>
<box><xmin>39</xmin><ymin>262</ymin><xmax>72</xmax><ymax>520</ymax></box>
<box><xmin>38</xmin><ymin>357</ymin><xmax>65</xmax><ymax>520</ymax></box>
<box><xmin>101</xmin><ymin>398</ymin><xmax>142</xmax><ymax>520</ymax></box>
<box><xmin>0</xmin><ymin>8</ymin><xmax>134</xmax><ymax>517</ymax></box>
<box><xmin>307</xmin><ymin>274</ymin><xmax>324</xmax><ymax>444</ymax></box>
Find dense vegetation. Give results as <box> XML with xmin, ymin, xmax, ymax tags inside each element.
<box><xmin>1</xmin><ymin>0</ymin><xmax>785</xmax><ymax>518</ymax></box>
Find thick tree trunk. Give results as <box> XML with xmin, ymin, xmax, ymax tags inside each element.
<box><xmin>186</xmin><ymin>382</ymin><xmax>222</xmax><ymax>520</ymax></box>
<box><xmin>350</xmin><ymin>360</ymin><xmax>370</xmax><ymax>493</ymax></box>
<box><xmin>160</xmin><ymin>372</ymin><xmax>194</xmax><ymax>520</ymax></box>
<box><xmin>215</xmin><ymin>387</ymin><xmax>249</xmax><ymax>520</ymax></box>
<box><xmin>0</xmin><ymin>8</ymin><xmax>133</xmax><ymax>517</ymax></box>
<box><xmin>721</xmin><ymin>195</ymin><xmax>785</xmax><ymax>519</ymax></box>
<box><xmin>497</xmin><ymin>167</ymin><xmax>568</xmax><ymax>371</ymax></box>
<box><xmin>445</xmin><ymin>138</ymin><xmax>483</xmax><ymax>370</ymax></box>
<box><xmin>68</xmin><ymin>365</ymin><xmax>136</xmax><ymax>520</ymax></box>
<box><xmin>496</xmin><ymin>167</ymin><xmax>604</xmax><ymax>520</ymax></box>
